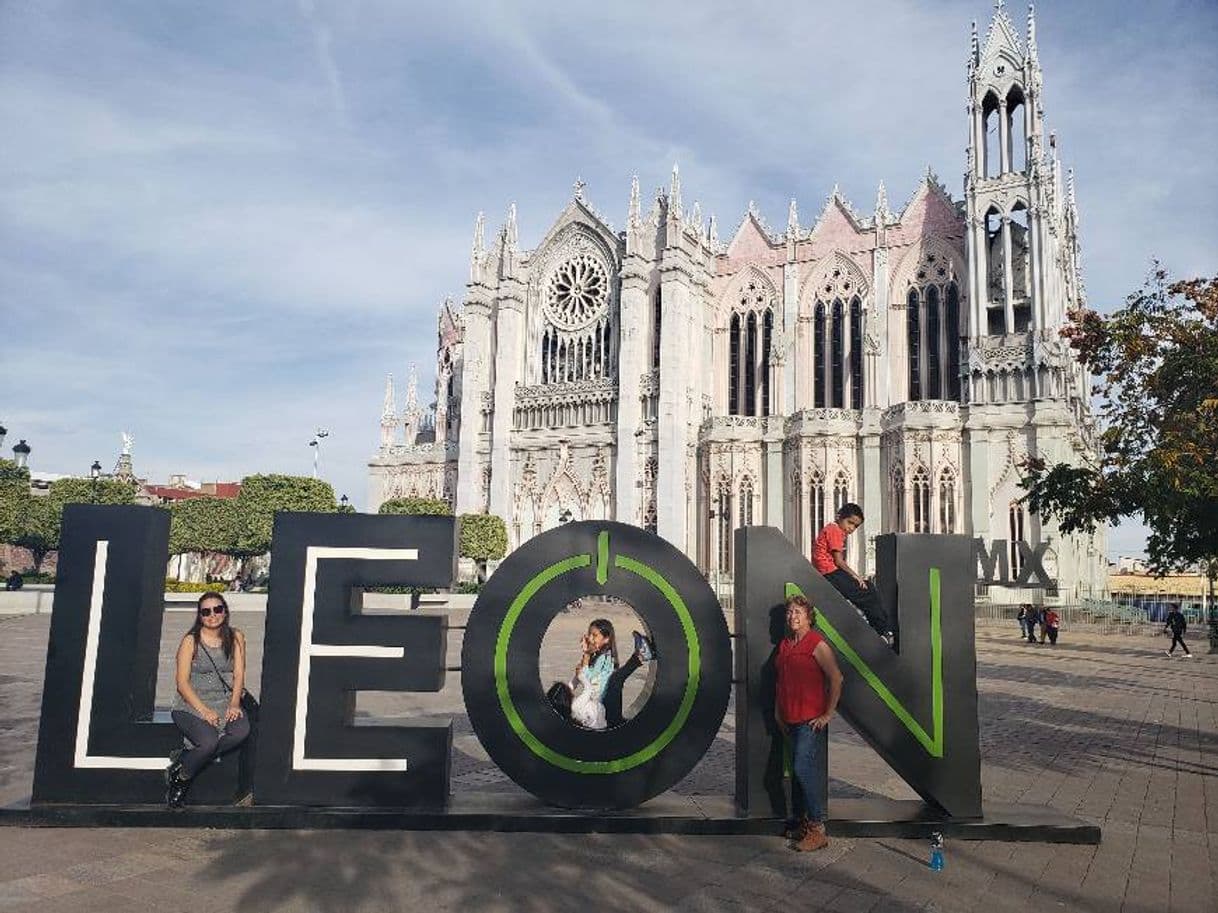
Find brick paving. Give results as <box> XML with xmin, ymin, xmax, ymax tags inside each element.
<box><xmin>1</xmin><ymin>610</ymin><xmax>1216</xmax><ymax>912</ymax></box>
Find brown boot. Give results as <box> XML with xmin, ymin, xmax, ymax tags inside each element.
<box><xmin>794</xmin><ymin>823</ymin><xmax>829</xmax><ymax>852</ymax></box>
<box><xmin>783</xmin><ymin>816</ymin><xmax>811</xmax><ymax>840</ymax></box>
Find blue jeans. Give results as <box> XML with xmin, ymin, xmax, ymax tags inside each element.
<box><xmin>789</xmin><ymin>722</ymin><xmax>825</xmax><ymax>823</ymax></box>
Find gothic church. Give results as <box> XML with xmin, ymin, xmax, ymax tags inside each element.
<box><xmin>369</xmin><ymin>3</ymin><xmax>1108</xmax><ymax>601</ymax></box>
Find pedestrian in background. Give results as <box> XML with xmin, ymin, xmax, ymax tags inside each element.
<box><xmin>1164</xmin><ymin>605</ymin><xmax>1192</xmax><ymax>658</ymax></box>
<box><xmin>1043</xmin><ymin>608</ymin><xmax>1060</xmax><ymax>645</ymax></box>
<box><xmin>1017</xmin><ymin>604</ymin><xmax>1030</xmax><ymax>640</ymax></box>
<box><xmin>1026</xmin><ymin>605</ymin><xmax>1041</xmax><ymax>644</ymax></box>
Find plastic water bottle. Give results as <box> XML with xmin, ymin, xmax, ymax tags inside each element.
<box><xmin>929</xmin><ymin>831</ymin><xmax>945</xmax><ymax>871</ymax></box>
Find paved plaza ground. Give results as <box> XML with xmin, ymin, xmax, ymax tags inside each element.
<box><xmin>1</xmin><ymin>609</ymin><xmax>1216</xmax><ymax>912</ymax></box>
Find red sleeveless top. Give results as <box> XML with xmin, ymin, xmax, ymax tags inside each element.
<box><xmin>775</xmin><ymin>630</ymin><xmax>828</xmax><ymax>724</ymax></box>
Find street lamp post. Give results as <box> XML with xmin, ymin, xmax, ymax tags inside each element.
<box><xmin>310</xmin><ymin>428</ymin><xmax>330</xmax><ymax>479</ymax></box>
<box><xmin>89</xmin><ymin>460</ymin><xmax>102</xmax><ymax>503</ymax></box>
<box><xmin>340</xmin><ymin>494</ymin><xmax>349</xmax><ymax>511</ymax></box>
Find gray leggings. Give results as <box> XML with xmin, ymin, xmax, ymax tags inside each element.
<box><xmin>171</xmin><ymin>710</ymin><xmax>251</xmax><ymax>779</ymax></box>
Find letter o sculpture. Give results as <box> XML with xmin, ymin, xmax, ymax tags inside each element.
<box><xmin>461</xmin><ymin>521</ymin><xmax>731</xmax><ymax>809</ymax></box>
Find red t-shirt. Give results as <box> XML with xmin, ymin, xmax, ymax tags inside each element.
<box><xmin>812</xmin><ymin>522</ymin><xmax>846</xmax><ymax>575</ymax></box>
<box><xmin>775</xmin><ymin>630</ymin><xmax>828</xmax><ymax>724</ymax></box>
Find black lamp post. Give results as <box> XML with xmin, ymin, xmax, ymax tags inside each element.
<box><xmin>559</xmin><ymin>509</ymin><xmax>572</xmax><ymax>524</ymax></box>
<box><xmin>90</xmin><ymin>460</ymin><xmax>102</xmax><ymax>503</ymax></box>
<box><xmin>340</xmin><ymin>494</ymin><xmax>350</xmax><ymax>511</ymax></box>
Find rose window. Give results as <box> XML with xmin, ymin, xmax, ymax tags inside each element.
<box><xmin>544</xmin><ymin>255</ymin><xmax>609</xmax><ymax>331</ymax></box>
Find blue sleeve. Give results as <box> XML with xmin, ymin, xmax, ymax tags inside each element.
<box><xmin>587</xmin><ymin>654</ymin><xmax>614</xmax><ymax>700</ymax></box>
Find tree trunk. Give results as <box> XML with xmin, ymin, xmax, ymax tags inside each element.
<box><xmin>1207</xmin><ymin>557</ymin><xmax>1217</xmax><ymax>654</ymax></box>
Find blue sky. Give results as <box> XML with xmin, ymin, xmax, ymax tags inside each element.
<box><xmin>2</xmin><ymin>1</ymin><xmax>1215</xmax><ymax>558</ymax></box>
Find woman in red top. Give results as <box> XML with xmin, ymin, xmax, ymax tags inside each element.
<box><xmin>775</xmin><ymin>593</ymin><xmax>844</xmax><ymax>851</ymax></box>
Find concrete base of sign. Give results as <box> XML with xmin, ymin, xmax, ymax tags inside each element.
<box><xmin>0</xmin><ymin>795</ymin><xmax>1100</xmax><ymax>843</ymax></box>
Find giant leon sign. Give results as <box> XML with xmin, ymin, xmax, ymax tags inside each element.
<box><xmin>24</xmin><ymin>505</ymin><xmax>1092</xmax><ymax>839</ymax></box>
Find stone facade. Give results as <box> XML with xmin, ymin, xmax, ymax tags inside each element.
<box><xmin>368</xmin><ymin>4</ymin><xmax>1108</xmax><ymax>601</ymax></box>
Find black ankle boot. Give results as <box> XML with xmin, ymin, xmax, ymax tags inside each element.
<box><xmin>164</xmin><ymin>749</ymin><xmax>184</xmax><ymax>788</ymax></box>
<box><xmin>166</xmin><ymin>775</ymin><xmax>190</xmax><ymax>809</ymax></box>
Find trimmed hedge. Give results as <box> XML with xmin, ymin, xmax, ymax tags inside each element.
<box><xmin>164</xmin><ymin>580</ymin><xmax>234</xmax><ymax>593</ymax></box>
<box><xmin>378</xmin><ymin>497</ymin><xmax>452</xmax><ymax>516</ymax></box>
<box><xmin>458</xmin><ymin>513</ymin><xmax>507</xmax><ymax>561</ymax></box>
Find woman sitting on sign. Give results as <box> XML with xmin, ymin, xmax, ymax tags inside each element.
<box><xmin>775</xmin><ymin>593</ymin><xmax>844</xmax><ymax>852</ymax></box>
<box><xmin>164</xmin><ymin>592</ymin><xmax>253</xmax><ymax>808</ymax></box>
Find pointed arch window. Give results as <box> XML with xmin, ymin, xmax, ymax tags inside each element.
<box><xmin>728</xmin><ymin>313</ymin><xmax>741</xmax><ymax>415</ymax></box>
<box><xmin>833</xmin><ymin>471</ymin><xmax>850</xmax><ymax>514</ymax></box>
<box><xmin>938</xmin><ymin>468</ymin><xmax>957</xmax><ymax>534</ymax></box>
<box><xmin>813</xmin><ymin>302</ymin><xmax>827</xmax><ymax>408</ymax></box>
<box><xmin>1009</xmin><ymin>502</ymin><xmax>1026</xmax><ymax>577</ymax></box>
<box><xmin>745</xmin><ymin>311</ymin><xmax>758</xmax><ymax>416</ymax></box>
<box><xmin>809</xmin><ymin>472</ymin><xmax>826</xmax><ymax>537</ymax></box>
<box><xmin>890</xmin><ymin>466</ymin><xmax>905</xmax><ymax>532</ymax></box>
<box><xmin>926</xmin><ymin>285</ymin><xmax>942</xmax><ymax>400</ymax></box>
<box><xmin>850</xmin><ymin>297</ymin><xmax>864</xmax><ymax>409</ymax></box>
<box><xmin>761</xmin><ymin>310</ymin><xmax>773</xmax><ymax>416</ymax></box>
<box><xmin>717</xmin><ymin>481</ymin><xmax>733</xmax><ymax>574</ymax></box>
<box><xmin>907</xmin><ymin>288</ymin><xmax>921</xmax><ymax>401</ymax></box>
<box><xmin>739</xmin><ymin>476</ymin><xmax>754</xmax><ymax>527</ymax></box>
<box><xmin>652</xmin><ymin>287</ymin><xmax>662</xmax><ymax>370</ymax></box>
<box><xmin>946</xmin><ymin>282</ymin><xmax>962</xmax><ymax>401</ymax></box>
<box><xmin>911</xmin><ymin>466</ymin><xmax>931</xmax><ymax>534</ymax></box>
<box><xmin>728</xmin><ymin>278</ymin><xmax>775</xmax><ymax>417</ymax></box>
<box><xmin>830</xmin><ymin>300</ymin><xmax>845</xmax><ymax>408</ymax></box>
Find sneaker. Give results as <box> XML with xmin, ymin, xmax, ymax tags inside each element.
<box><xmin>633</xmin><ymin>630</ymin><xmax>658</xmax><ymax>662</ymax></box>
<box><xmin>1165</xmin><ymin>650</ymin><xmax>1174</xmax><ymax>657</ymax></box>
<box><xmin>794</xmin><ymin>825</ymin><xmax>829</xmax><ymax>852</ymax></box>
<box><xmin>1183</xmin><ymin>653</ymin><xmax>1193</xmax><ymax>658</ymax></box>
<box><xmin>881</xmin><ymin>631</ymin><xmax>896</xmax><ymax>649</ymax></box>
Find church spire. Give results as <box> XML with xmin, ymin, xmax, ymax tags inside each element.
<box><xmin>668</xmin><ymin>162</ymin><xmax>683</xmax><ymax>221</ymax></box>
<box><xmin>470</xmin><ymin>211</ymin><xmax>485</xmax><ymax>282</ymax></box>
<box><xmin>786</xmin><ymin>198</ymin><xmax>800</xmax><ymax>239</ymax></box>
<box><xmin>380</xmin><ymin>373</ymin><xmax>397</xmax><ymax>449</ymax></box>
<box><xmin>1027</xmin><ymin>3</ymin><xmax>1039</xmax><ymax>63</ymax></box>
<box><xmin>707</xmin><ymin>213</ymin><xmax>718</xmax><ymax>248</ymax></box>
<box><xmin>504</xmin><ymin>202</ymin><xmax>518</xmax><ymax>252</ymax></box>
<box><xmin>627</xmin><ymin>174</ymin><xmax>641</xmax><ymax>230</ymax></box>
<box><xmin>401</xmin><ymin>364</ymin><xmax>420</xmax><ymax>445</ymax></box>
<box><xmin>969</xmin><ymin>20</ymin><xmax>980</xmax><ymax>73</ymax></box>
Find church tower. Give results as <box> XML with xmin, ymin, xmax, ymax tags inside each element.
<box><xmin>961</xmin><ymin>2</ymin><xmax>1102</xmax><ymax>594</ymax></box>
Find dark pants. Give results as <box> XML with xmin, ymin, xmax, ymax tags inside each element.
<box><xmin>171</xmin><ymin>710</ymin><xmax>251</xmax><ymax>779</ymax></box>
<box><xmin>603</xmin><ymin>654</ymin><xmax>643</xmax><ymax>728</ymax></box>
<box><xmin>1046</xmin><ymin>626</ymin><xmax>1058</xmax><ymax>645</ymax></box>
<box><xmin>1028</xmin><ymin>623</ymin><xmax>1039</xmax><ymax>643</ymax></box>
<box><xmin>789</xmin><ymin>722</ymin><xmax>825</xmax><ymax>823</ymax></box>
<box><xmin>825</xmin><ymin>569</ymin><xmax>889</xmax><ymax>636</ymax></box>
<box><xmin>1168</xmin><ymin>632</ymin><xmax>1189</xmax><ymax>654</ymax></box>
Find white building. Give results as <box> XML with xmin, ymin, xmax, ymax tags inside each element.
<box><xmin>369</xmin><ymin>4</ymin><xmax>1108</xmax><ymax>601</ymax></box>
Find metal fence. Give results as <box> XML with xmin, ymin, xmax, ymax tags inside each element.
<box><xmin>975</xmin><ymin>600</ymin><xmax>1210</xmax><ymax>637</ymax></box>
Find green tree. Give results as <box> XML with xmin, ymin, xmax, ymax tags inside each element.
<box><xmin>234</xmin><ymin>474</ymin><xmax>337</xmax><ymax>555</ymax></box>
<box><xmin>168</xmin><ymin>497</ymin><xmax>240</xmax><ymax>560</ymax></box>
<box><xmin>377</xmin><ymin>496</ymin><xmax>452</xmax><ymax>516</ymax></box>
<box><xmin>458</xmin><ymin>513</ymin><xmax>508</xmax><ymax>583</ymax></box>
<box><xmin>0</xmin><ymin>458</ymin><xmax>31</xmax><ymax>546</ymax></box>
<box><xmin>1021</xmin><ymin>268</ymin><xmax>1218</xmax><ymax>649</ymax></box>
<box><xmin>0</xmin><ymin>475</ymin><xmax>136</xmax><ymax>572</ymax></box>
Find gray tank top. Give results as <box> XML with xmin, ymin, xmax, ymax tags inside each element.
<box><xmin>172</xmin><ymin>638</ymin><xmax>234</xmax><ymax>719</ymax></box>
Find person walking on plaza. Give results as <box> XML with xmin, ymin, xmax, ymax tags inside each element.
<box><xmin>1043</xmin><ymin>608</ymin><xmax>1060</xmax><ymax>645</ymax></box>
<box><xmin>4</xmin><ymin>570</ymin><xmax>23</xmax><ymax>591</ymax></box>
<box><xmin>1026</xmin><ymin>605</ymin><xmax>1042</xmax><ymax>644</ymax></box>
<box><xmin>1017</xmin><ymin>604</ymin><xmax>1030</xmax><ymax>640</ymax></box>
<box><xmin>1164</xmin><ymin>605</ymin><xmax>1192</xmax><ymax>657</ymax></box>
<box><xmin>812</xmin><ymin>503</ymin><xmax>895</xmax><ymax>647</ymax></box>
<box><xmin>775</xmin><ymin>593</ymin><xmax>844</xmax><ymax>852</ymax></box>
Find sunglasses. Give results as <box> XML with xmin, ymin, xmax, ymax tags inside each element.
<box><xmin>199</xmin><ymin>604</ymin><xmax>228</xmax><ymax>617</ymax></box>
